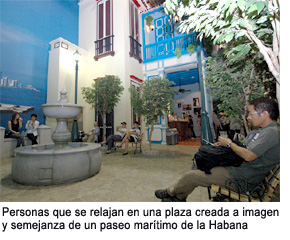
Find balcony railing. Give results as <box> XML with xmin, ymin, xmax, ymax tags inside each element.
<box><xmin>129</xmin><ymin>36</ymin><xmax>142</xmax><ymax>63</ymax></box>
<box><xmin>143</xmin><ymin>32</ymin><xmax>196</xmax><ymax>63</ymax></box>
<box><xmin>94</xmin><ymin>35</ymin><xmax>115</xmax><ymax>61</ymax></box>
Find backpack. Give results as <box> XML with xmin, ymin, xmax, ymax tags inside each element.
<box><xmin>193</xmin><ymin>140</ymin><xmax>245</xmax><ymax>174</ymax></box>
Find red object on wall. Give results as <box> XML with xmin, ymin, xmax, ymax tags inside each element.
<box><xmin>130</xmin><ymin>75</ymin><xmax>143</xmax><ymax>83</ymax></box>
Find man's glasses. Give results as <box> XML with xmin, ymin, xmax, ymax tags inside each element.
<box><xmin>247</xmin><ymin>111</ymin><xmax>261</xmax><ymax>116</ymax></box>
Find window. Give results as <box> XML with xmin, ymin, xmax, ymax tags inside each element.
<box><xmin>130</xmin><ymin>0</ymin><xmax>139</xmax><ymax>41</ymax></box>
<box><xmin>129</xmin><ymin>0</ymin><xmax>142</xmax><ymax>63</ymax></box>
<box><xmin>95</xmin><ymin>0</ymin><xmax>114</xmax><ymax>60</ymax></box>
<box><xmin>155</xmin><ymin>16</ymin><xmax>174</xmax><ymax>43</ymax></box>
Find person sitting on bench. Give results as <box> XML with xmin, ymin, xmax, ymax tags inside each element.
<box><xmin>117</xmin><ymin>121</ymin><xmax>140</xmax><ymax>155</ymax></box>
<box><xmin>100</xmin><ymin>122</ymin><xmax>128</xmax><ymax>154</ymax></box>
<box><xmin>25</xmin><ymin>113</ymin><xmax>39</xmax><ymax>145</ymax></box>
<box><xmin>82</xmin><ymin>122</ymin><xmax>100</xmax><ymax>143</ymax></box>
<box><xmin>8</xmin><ymin>112</ymin><xmax>25</xmax><ymax>148</ymax></box>
<box><xmin>154</xmin><ymin>97</ymin><xmax>280</xmax><ymax>202</ymax></box>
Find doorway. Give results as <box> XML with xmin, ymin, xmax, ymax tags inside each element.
<box><xmin>96</xmin><ymin>110</ymin><xmax>114</xmax><ymax>142</ymax></box>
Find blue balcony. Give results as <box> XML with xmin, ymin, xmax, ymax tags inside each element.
<box><xmin>143</xmin><ymin>32</ymin><xmax>196</xmax><ymax>63</ymax></box>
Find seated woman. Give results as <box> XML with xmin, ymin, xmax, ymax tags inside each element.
<box><xmin>117</xmin><ymin>121</ymin><xmax>140</xmax><ymax>155</ymax></box>
<box><xmin>25</xmin><ymin>113</ymin><xmax>39</xmax><ymax>145</ymax></box>
<box><xmin>8</xmin><ymin>112</ymin><xmax>25</xmax><ymax>148</ymax></box>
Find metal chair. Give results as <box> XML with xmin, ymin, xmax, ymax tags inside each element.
<box><xmin>209</xmin><ymin>164</ymin><xmax>280</xmax><ymax>202</ymax></box>
<box><xmin>133</xmin><ymin>133</ymin><xmax>143</xmax><ymax>154</ymax></box>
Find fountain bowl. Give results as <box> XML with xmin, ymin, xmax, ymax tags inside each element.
<box><xmin>12</xmin><ymin>143</ymin><xmax>101</xmax><ymax>185</ymax></box>
<box><xmin>42</xmin><ymin>103</ymin><xmax>82</xmax><ymax>119</ymax></box>
<box><xmin>12</xmin><ymin>89</ymin><xmax>102</xmax><ymax>186</ymax></box>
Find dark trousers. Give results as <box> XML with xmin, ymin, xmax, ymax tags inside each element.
<box><xmin>106</xmin><ymin>134</ymin><xmax>122</xmax><ymax>150</ymax></box>
<box><xmin>189</xmin><ymin>126</ymin><xmax>196</xmax><ymax>138</ymax></box>
<box><xmin>27</xmin><ymin>133</ymin><xmax>38</xmax><ymax>145</ymax></box>
<box><xmin>215</xmin><ymin>126</ymin><xmax>222</xmax><ymax>141</ymax></box>
<box><xmin>11</xmin><ymin>133</ymin><xmax>25</xmax><ymax>148</ymax></box>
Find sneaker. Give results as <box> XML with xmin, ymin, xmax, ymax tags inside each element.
<box><xmin>155</xmin><ymin>189</ymin><xmax>170</xmax><ymax>199</ymax></box>
<box><xmin>161</xmin><ymin>196</ymin><xmax>186</xmax><ymax>202</ymax></box>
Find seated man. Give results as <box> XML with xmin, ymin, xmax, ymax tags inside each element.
<box><xmin>82</xmin><ymin>122</ymin><xmax>100</xmax><ymax>143</ymax></box>
<box><xmin>100</xmin><ymin>122</ymin><xmax>128</xmax><ymax>154</ymax></box>
<box><xmin>117</xmin><ymin>121</ymin><xmax>140</xmax><ymax>155</ymax></box>
<box><xmin>155</xmin><ymin>97</ymin><xmax>280</xmax><ymax>202</ymax></box>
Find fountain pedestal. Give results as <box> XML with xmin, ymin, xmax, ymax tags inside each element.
<box><xmin>12</xmin><ymin>90</ymin><xmax>102</xmax><ymax>185</ymax></box>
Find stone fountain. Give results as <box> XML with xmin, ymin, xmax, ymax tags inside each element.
<box><xmin>12</xmin><ymin>90</ymin><xmax>102</xmax><ymax>185</ymax></box>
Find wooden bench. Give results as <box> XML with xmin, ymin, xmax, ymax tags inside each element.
<box><xmin>209</xmin><ymin>164</ymin><xmax>280</xmax><ymax>202</ymax></box>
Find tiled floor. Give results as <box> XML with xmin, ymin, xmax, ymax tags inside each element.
<box><xmin>0</xmin><ymin>143</ymin><xmax>211</xmax><ymax>202</ymax></box>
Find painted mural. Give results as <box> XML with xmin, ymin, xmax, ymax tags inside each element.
<box><xmin>0</xmin><ymin>0</ymin><xmax>79</xmax><ymax>130</ymax></box>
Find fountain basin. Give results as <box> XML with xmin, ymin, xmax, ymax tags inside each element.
<box><xmin>12</xmin><ymin>143</ymin><xmax>101</xmax><ymax>185</ymax></box>
<box><xmin>42</xmin><ymin>103</ymin><xmax>83</xmax><ymax>144</ymax></box>
<box><xmin>42</xmin><ymin>104</ymin><xmax>82</xmax><ymax>119</ymax></box>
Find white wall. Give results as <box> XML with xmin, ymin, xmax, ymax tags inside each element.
<box><xmin>78</xmin><ymin>0</ymin><xmax>97</xmax><ymax>54</ymax></box>
<box><xmin>46</xmin><ymin>38</ymin><xmax>93</xmax><ymax>133</ymax></box>
<box><xmin>174</xmin><ymin>83</ymin><xmax>201</xmax><ymax>119</ymax></box>
<box><xmin>78</xmin><ymin>0</ymin><xmax>144</xmax><ymax>132</ymax></box>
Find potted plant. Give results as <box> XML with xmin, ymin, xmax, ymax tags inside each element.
<box><xmin>145</xmin><ymin>15</ymin><xmax>154</xmax><ymax>27</ymax></box>
<box><xmin>129</xmin><ymin>77</ymin><xmax>176</xmax><ymax>151</ymax></box>
<box><xmin>82</xmin><ymin>75</ymin><xmax>124</xmax><ymax>141</ymax></box>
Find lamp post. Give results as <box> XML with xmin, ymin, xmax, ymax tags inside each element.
<box><xmin>196</xmin><ymin>38</ymin><xmax>214</xmax><ymax>145</ymax></box>
<box><xmin>72</xmin><ymin>49</ymin><xmax>81</xmax><ymax>142</ymax></box>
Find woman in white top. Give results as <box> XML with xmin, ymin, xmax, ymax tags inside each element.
<box><xmin>25</xmin><ymin>113</ymin><xmax>39</xmax><ymax>145</ymax></box>
<box><xmin>117</xmin><ymin>121</ymin><xmax>140</xmax><ymax>155</ymax></box>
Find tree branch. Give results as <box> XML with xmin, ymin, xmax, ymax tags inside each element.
<box><xmin>245</xmin><ymin>30</ymin><xmax>280</xmax><ymax>84</ymax></box>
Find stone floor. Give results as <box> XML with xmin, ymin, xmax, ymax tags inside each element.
<box><xmin>0</xmin><ymin>143</ymin><xmax>212</xmax><ymax>202</ymax></box>
<box><xmin>0</xmin><ymin>143</ymin><xmax>279</xmax><ymax>202</ymax></box>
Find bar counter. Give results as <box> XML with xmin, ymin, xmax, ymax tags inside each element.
<box><xmin>168</xmin><ymin>120</ymin><xmax>190</xmax><ymax>142</ymax></box>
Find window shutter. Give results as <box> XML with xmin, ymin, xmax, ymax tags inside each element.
<box><xmin>130</xmin><ymin>2</ymin><xmax>134</xmax><ymax>37</ymax></box>
<box><xmin>135</xmin><ymin>6</ymin><xmax>139</xmax><ymax>40</ymax></box>
<box><xmin>98</xmin><ymin>2</ymin><xmax>104</xmax><ymax>54</ymax></box>
<box><xmin>105</xmin><ymin>0</ymin><xmax>111</xmax><ymax>37</ymax></box>
<box><xmin>105</xmin><ymin>0</ymin><xmax>111</xmax><ymax>51</ymax></box>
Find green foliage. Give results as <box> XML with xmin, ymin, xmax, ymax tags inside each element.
<box><xmin>205</xmin><ymin>52</ymin><xmax>270</xmax><ymax>131</ymax></box>
<box><xmin>186</xmin><ymin>44</ymin><xmax>195</xmax><ymax>56</ymax></box>
<box><xmin>129</xmin><ymin>77</ymin><xmax>177</xmax><ymax>125</ymax></box>
<box><xmin>164</xmin><ymin>0</ymin><xmax>280</xmax><ymax>87</ymax></box>
<box><xmin>173</xmin><ymin>44</ymin><xmax>195</xmax><ymax>58</ymax></box>
<box><xmin>81</xmin><ymin>75</ymin><xmax>124</xmax><ymax>116</ymax></box>
<box><xmin>174</xmin><ymin>48</ymin><xmax>182</xmax><ymax>58</ymax></box>
<box><xmin>164</xmin><ymin>0</ymin><xmax>275</xmax><ymax>44</ymax></box>
<box><xmin>145</xmin><ymin>15</ymin><xmax>154</xmax><ymax>26</ymax></box>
